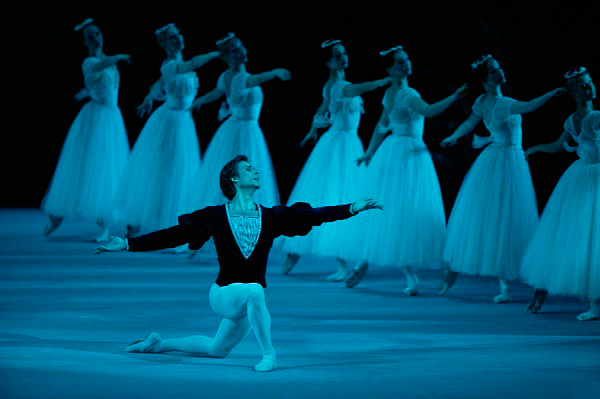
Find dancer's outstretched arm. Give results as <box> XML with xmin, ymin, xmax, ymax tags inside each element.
<box><xmin>342</xmin><ymin>77</ymin><xmax>392</xmax><ymax>98</ymax></box>
<box><xmin>300</xmin><ymin>93</ymin><xmax>331</xmax><ymax>146</ymax></box>
<box><xmin>510</xmin><ymin>88</ymin><xmax>566</xmax><ymax>114</ymax></box>
<box><xmin>176</xmin><ymin>51</ymin><xmax>220</xmax><ymax>74</ymax></box>
<box><xmin>410</xmin><ymin>84</ymin><xmax>468</xmax><ymax>118</ymax></box>
<box><xmin>136</xmin><ymin>78</ymin><xmax>166</xmax><ymax>117</ymax></box>
<box><xmin>440</xmin><ymin>111</ymin><xmax>482</xmax><ymax>147</ymax></box>
<box><xmin>525</xmin><ymin>129</ymin><xmax>570</xmax><ymax>157</ymax></box>
<box><xmin>190</xmin><ymin>87</ymin><xmax>226</xmax><ymax>111</ymax></box>
<box><xmin>246</xmin><ymin>69</ymin><xmax>291</xmax><ymax>88</ymax></box>
<box><xmin>91</xmin><ymin>54</ymin><xmax>131</xmax><ymax>72</ymax></box>
<box><xmin>356</xmin><ymin>110</ymin><xmax>390</xmax><ymax>166</ymax></box>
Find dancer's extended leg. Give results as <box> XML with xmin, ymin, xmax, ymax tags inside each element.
<box><xmin>327</xmin><ymin>258</ymin><xmax>349</xmax><ymax>282</ymax></box>
<box><xmin>44</xmin><ymin>215</ymin><xmax>63</xmax><ymax>237</ymax></box>
<box><xmin>402</xmin><ymin>266</ymin><xmax>419</xmax><ymax>296</ymax></box>
<box><xmin>494</xmin><ymin>277</ymin><xmax>512</xmax><ymax>303</ymax></box>
<box><xmin>281</xmin><ymin>253</ymin><xmax>300</xmax><ymax>275</ymax></box>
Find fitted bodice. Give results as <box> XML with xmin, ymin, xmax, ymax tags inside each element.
<box><xmin>161</xmin><ymin>59</ymin><xmax>199</xmax><ymax>110</ymax></box>
<box><xmin>218</xmin><ymin>71</ymin><xmax>263</xmax><ymax>121</ymax></box>
<box><xmin>326</xmin><ymin>80</ymin><xmax>363</xmax><ymax>130</ymax></box>
<box><xmin>565</xmin><ymin>112</ymin><xmax>600</xmax><ymax>164</ymax></box>
<box><xmin>473</xmin><ymin>95</ymin><xmax>523</xmax><ymax>147</ymax></box>
<box><xmin>383</xmin><ymin>87</ymin><xmax>425</xmax><ymax>139</ymax></box>
<box><xmin>83</xmin><ymin>57</ymin><xmax>120</xmax><ymax>107</ymax></box>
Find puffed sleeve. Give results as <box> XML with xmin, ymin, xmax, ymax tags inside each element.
<box><xmin>82</xmin><ymin>57</ymin><xmax>108</xmax><ymax>88</ymax></box>
<box><xmin>228</xmin><ymin>71</ymin><xmax>250</xmax><ymax>104</ymax></box>
<box><xmin>471</xmin><ymin>94</ymin><xmax>485</xmax><ymax>117</ymax></box>
<box><xmin>128</xmin><ymin>208</ymin><xmax>213</xmax><ymax>252</ymax></box>
<box><xmin>581</xmin><ymin>111</ymin><xmax>600</xmax><ymax>142</ymax></box>
<box><xmin>270</xmin><ymin>202</ymin><xmax>354</xmax><ymax>238</ymax></box>
<box><xmin>398</xmin><ymin>87</ymin><xmax>421</xmax><ymax>109</ymax></box>
<box><xmin>216</xmin><ymin>72</ymin><xmax>227</xmax><ymax>93</ymax></box>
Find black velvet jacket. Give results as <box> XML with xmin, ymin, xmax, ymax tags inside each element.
<box><xmin>128</xmin><ymin>203</ymin><xmax>354</xmax><ymax>288</ymax></box>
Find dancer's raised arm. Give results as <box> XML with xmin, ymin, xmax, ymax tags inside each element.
<box><xmin>410</xmin><ymin>83</ymin><xmax>468</xmax><ymax>118</ymax></box>
<box><xmin>509</xmin><ymin>87</ymin><xmax>566</xmax><ymax>114</ymax></box>
<box><xmin>176</xmin><ymin>51</ymin><xmax>220</xmax><ymax>74</ymax></box>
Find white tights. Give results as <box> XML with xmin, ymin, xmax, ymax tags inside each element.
<box><xmin>153</xmin><ymin>283</ymin><xmax>276</xmax><ymax>370</ymax></box>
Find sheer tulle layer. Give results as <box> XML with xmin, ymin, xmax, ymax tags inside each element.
<box><xmin>444</xmin><ymin>144</ymin><xmax>539</xmax><ymax>280</ymax></box>
<box><xmin>187</xmin><ymin>118</ymin><xmax>280</xmax><ymax>210</ymax></box>
<box><xmin>358</xmin><ymin>135</ymin><xmax>447</xmax><ymax>268</ymax></box>
<box><xmin>281</xmin><ymin>128</ymin><xmax>365</xmax><ymax>259</ymax></box>
<box><xmin>113</xmin><ymin>105</ymin><xmax>200</xmax><ymax>229</ymax></box>
<box><xmin>520</xmin><ymin>160</ymin><xmax>600</xmax><ymax>299</ymax></box>
<box><xmin>42</xmin><ymin>102</ymin><xmax>129</xmax><ymax>221</ymax></box>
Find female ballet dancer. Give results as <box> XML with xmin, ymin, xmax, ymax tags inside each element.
<box><xmin>437</xmin><ymin>55</ymin><xmax>565</xmax><ymax>302</ymax></box>
<box><xmin>280</xmin><ymin>39</ymin><xmax>391</xmax><ymax>281</ymax></box>
<box><xmin>186</xmin><ymin>33</ymin><xmax>289</xmax><ymax>211</ymax></box>
<box><xmin>42</xmin><ymin>18</ymin><xmax>131</xmax><ymax>241</ymax></box>
<box><xmin>347</xmin><ymin>46</ymin><xmax>468</xmax><ymax>293</ymax></box>
<box><xmin>520</xmin><ymin>67</ymin><xmax>599</xmax><ymax>320</ymax></box>
<box><xmin>95</xmin><ymin>155</ymin><xmax>382</xmax><ymax>371</ymax></box>
<box><xmin>112</xmin><ymin>24</ymin><xmax>219</xmax><ymax>236</ymax></box>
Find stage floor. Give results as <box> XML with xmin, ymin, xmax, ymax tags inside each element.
<box><xmin>1</xmin><ymin>209</ymin><xmax>598</xmax><ymax>399</ymax></box>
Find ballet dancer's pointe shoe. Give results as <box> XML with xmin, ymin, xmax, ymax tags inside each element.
<box><xmin>576</xmin><ymin>311</ymin><xmax>600</xmax><ymax>321</ymax></box>
<box><xmin>93</xmin><ymin>228</ymin><xmax>110</xmax><ymax>243</ymax></box>
<box><xmin>281</xmin><ymin>253</ymin><xmax>300</xmax><ymax>275</ymax></box>
<box><xmin>326</xmin><ymin>269</ymin><xmax>349</xmax><ymax>282</ymax></box>
<box><xmin>493</xmin><ymin>293</ymin><xmax>512</xmax><ymax>304</ymax></box>
<box><xmin>437</xmin><ymin>271</ymin><xmax>458</xmax><ymax>295</ymax></box>
<box><xmin>44</xmin><ymin>216</ymin><xmax>63</xmax><ymax>237</ymax></box>
<box><xmin>345</xmin><ymin>262</ymin><xmax>368</xmax><ymax>288</ymax></box>
<box><xmin>254</xmin><ymin>353</ymin><xmax>277</xmax><ymax>372</ymax></box>
<box><xmin>526</xmin><ymin>290</ymin><xmax>547</xmax><ymax>314</ymax></box>
<box><xmin>126</xmin><ymin>332</ymin><xmax>161</xmax><ymax>353</ymax></box>
<box><xmin>404</xmin><ymin>287</ymin><xmax>418</xmax><ymax>296</ymax></box>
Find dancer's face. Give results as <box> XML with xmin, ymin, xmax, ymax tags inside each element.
<box><xmin>164</xmin><ymin>26</ymin><xmax>184</xmax><ymax>52</ymax></box>
<box><xmin>572</xmin><ymin>74</ymin><xmax>596</xmax><ymax>101</ymax></box>
<box><xmin>388</xmin><ymin>50</ymin><xmax>411</xmax><ymax>79</ymax></box>
<box><xmin>227</xmin><ymin>38</ymin><xmax>248</xmax><ymax>65</ymax></box>
<box><xmin>327</xmin><ymin>44</ymin><xmax>348</xmax><ymax>70</ymax></box>
<box><xmin>233</xmin><ymin>161</ymin><xmax>260</xmax><ymax>190</ymax></box>
<box><xmin>83</xmin><ymin>25</ymin><xmax>103</xmax><ymax>50</ymax></box>
<box><xmin>486</xmin><ymin>59</ymin><xmax>506</xmax><ymax>85</ymax></box>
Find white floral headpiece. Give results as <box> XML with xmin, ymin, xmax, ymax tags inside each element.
<box><xmin>564</xmin><ymin>67</ymin><xmax>587</xmax><ymax>80</ymax></box>
<box><xmin>471</xmin><ymin>54</ymin><xmax>492</xmax><ymax>70</ymax></box>
<box><xmin>74</xmin><ymin>18</ymin><xmax>94</xmax><ymax>32</ymax></box>
<box><xmin>216</xmin><ymin>32</ymin><xmax>236</xmax><ymax>46</ymax></box>
<box><xmin>321</xmin><ymin>39</ymin><xmax>342</xmax><ymax>49</ymax></box>
<box><xmin>379</xmin><ymin>46</ymin><xmax>403</xmax><ymax>56</ymax></box>
<box><xmin>155</xmin><ymin>23</ymin><xmax>176</xmax><ymax>36</ymax></box>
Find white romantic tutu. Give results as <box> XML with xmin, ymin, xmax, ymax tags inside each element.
<box><xmin>42</xmin><ymin>102</ymin><xmax>129</xmax><ymax>221</ymax></box>
<box><xmin>113</xmin><ymin>104</ymin><xmax>200</xmax><ymax>229</ymax></box>
<box><xmin>444</xmin><ymin>144</ymin><xmax>539</xmax><ymax>280</ymax></box>
<box><xmin>188</xmin><ymin>118</ymin><xmax>279</xmax><ymax>209</ymax></box>
<box><xmin>520</xmin><ymin>159</ymin><xmax>600</xmax><ymax>299</ymax></box>
<box><xmin>359</xmin><ymin>135</ymin><xmax>447</xmax><ymax>268</ymax></box>
<box><xmin>281</xmin><ymin>127</ymin><xmax>366</xmax><ymax>260</ymax></box>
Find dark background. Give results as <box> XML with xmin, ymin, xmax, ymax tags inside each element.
<box><xmin>4</xmin><ymin>0</ymin><xmax>597</xmax><ymax>215</ymax></box>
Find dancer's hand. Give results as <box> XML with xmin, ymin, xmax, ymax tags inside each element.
<box><xmin>218</xmin><ymin>101</ymin><xmax>231</xmax><ymax>121</ymax></box>
<box><xmin>300</xmin><ymin>130</ymin><xmax>318</xmax><ymax>147</ymax></box>
<box><xmin>355</xmin><ymin>154</ymin><xmax>372</xmax><ymax>166</ymax></box>
<box><xmin>74</xmin><ymin>87</ymin><xmax>90</xmax><ymax>101</ymax></box>
<box><xmin>94</xmin><ymin>236</ymin><xmax>127</xmax><ymax>254</ymax></box>
<box><xmin>351</xmin><ymin>199</ymin><xmax>383</xmax><ymax>213</ymax></box>
<box><xmin>551</xmin><ymin>87</ymin><xmax>567</xmax><ymax>97</ymax></box>
<box><xmin>524</xmin><ymin>147</ymin><xmax>539</xmax><ymax>159</ymax></box>
<box><xmin>273</xmin><ymin>68</ymin><xmax>292</xmax><ymax>81</ymax></box>
<box><xmin>454</xmin><ymin>83</ymin><xmax>469</xmax><ymax>99</ymax></box>
<box><xmin>441</xmin><ymin>135</ymin><xmax>458</xmax><ymax>148</ymax></box>
<box><xmin>136</xmin><ymin>98</ymin><xmax>153</xmax><ymax>118</ymax></box>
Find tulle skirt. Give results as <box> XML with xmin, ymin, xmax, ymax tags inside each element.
<box><xmin>358</xmin><ymin>135</ymin><xmax>447</xmax><ymax>268</ymax></box>
<box><xmin>113</xmin><ymin>104</ymin><xmax>201</xmax><ymax>229</ymax></box>
<box><xmin>520</xmin><ymin>159</ymin><xmax>600</xmax><ymax>299</ymax></box>
<box><xmin>42</xmin><ymin>102</ymin><xmax>129</xmax><ymax>221</ymax></box>
<box><xmin>444</xmin><ymin>144</ymin><xmax>539</xmax><ymax>280</ymax></box>
<box><xmin>187</xmin><ymin>118</ymin><xmax>279</xmax><ymax>210</ymax></box>
<box><xmin>281</xmin><ymin>127</ymin><xmax>366</xmax><ymax>260</ymax></box>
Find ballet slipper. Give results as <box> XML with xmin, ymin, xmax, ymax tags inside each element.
<box><xmin>326</xmin><ymin>269</ymin><xmax>349</xmax><ymax>282</ymax></box>
<box><xmin>437</xmin><ymin>270</ymin><xmax>458</xmax><ymax>295</ymax></box>
<box><xmin>44</xmin><ymin>216</ymin><xmax>63</xmax><ymax>237</ymax></box>
<box><xmin>254</xmin><ymin>353</ymin><xmax>277</xmax><ymax>372</ymax></box>
<box><xmin>404</xmin><ymin>287</ymin><xmax>418</xmax><ymax>296</ymax></box>
<box><xmin>526</xmin><ymin>289</ymin><xmax>547</xmax><ymax>314</ymax></box>
<box><xmin>281</xmin><ymin>253</ymin><xmax>300</xmax><ymax>275</ymax></box>
<box><xmin>493</xmin><ymin>293</ymin><xmax>512</xmax><ymax>304</ymax></box>
<box><xmin>576</xmin><ymin>311</ymin><xmax>600</xmax><ymax>321</ymax></box>
<box><xmin>345</xmin><ymin>262</ymin><xmax>368</xmax><ymax>288</ymax></box>
<box><xmin>93</xmin><ymin>227</ymin><xmax>110</xmax><ymax>243</ymax></box>
<box><xmin>126</xmin><ymin>332</ymin><xmax>161</xmax><ymax>353</ymax></box>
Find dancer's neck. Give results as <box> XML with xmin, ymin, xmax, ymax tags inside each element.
<box><xmin>329</xmin><ymin>68</ymin><xmax>345</xmax><ymax>82</ymax></box>
<box><xmin>484</xmin><ymin>83</ymin><xmax>503</xmax><ymax>97</ymax></box>
<box><xmin>229</xmin><ymin>189</ymin><xmax>257</xmax><ymax>212</ymax></box>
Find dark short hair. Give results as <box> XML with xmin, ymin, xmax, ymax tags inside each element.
<box><xmin>220</xmin><ymin>155</ymin><xmax>248</xmax><ymax>200</ymax></box>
